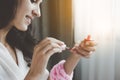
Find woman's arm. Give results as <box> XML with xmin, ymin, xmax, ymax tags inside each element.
<box><xmin>49</xmin><ymin>38</ymin><xmax>96</xmax><ymax>80</ymax></box>
<box><xmin>64</xmin><ymin>53</ymin><xmax>81</xmax><ymax>75</ymax></box>
<box><xmin>64</xmin><ymin>36</ymin><xmax>96</xmax><ymax>75</ymax></box>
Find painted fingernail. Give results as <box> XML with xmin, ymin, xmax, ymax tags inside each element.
<box><xmin>87</xmin><ymin>35</ymin><xmax>91</xmax><ymax>40</ymax></box>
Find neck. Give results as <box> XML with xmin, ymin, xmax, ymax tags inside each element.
<box><xmin>0</xmin><ymin>26</ymin><xmax>18</xmax><ymax>65</ymax></box>
<box><xmin>0</xmin><ymin>26</ymin><xmax>12</xmax><ymax>45</ymax></box>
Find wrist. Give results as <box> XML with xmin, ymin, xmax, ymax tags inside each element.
<box><xmin>71</xmin><ymin>52</ymin><xmax>81</xmax><ymax>59</ymax></box>
<box><xmin>25</xmin><ymin>69</ymin><xmax>46</xmax><ymax>80</ymax></box>
<box><xmin>25</xmin><ymin>70</ymin><xmax>40</xmax><ymax>80</ymax></box>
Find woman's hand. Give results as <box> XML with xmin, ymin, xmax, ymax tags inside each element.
<box><xmin>25</xmin><ymin>37</ymin><xmax>66</xmax><ymax>80</ymax></box>
<box><xmin>71</xmin><ymin>36</ymin><xmax>97</xmax><ymax>58</ymax></box>
<box><xmin>64</xmin><ymin>35</ymin><xmax>97</xmax><ymax>75</ymax></box>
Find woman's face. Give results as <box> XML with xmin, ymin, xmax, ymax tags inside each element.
<box><xmin>12</xmin><ymin>0</ymin><xmax>42</xmax><ymax>31</ymax></box>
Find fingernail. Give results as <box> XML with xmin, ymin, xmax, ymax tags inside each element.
<box><xmin>87</xmin><ymin>35</ymin><xmax>91</xmax><ymax>40</ymax></box>
<box><xmin>61</xmin><ymin>45</ymin><xmax>66</xmax><ymax>50</ymax></box>
<box><xmin>66</xmin><ymin>47</ymin><xmax>72</xmax><ymax>50</ymax></box>
<box><xmin>53</xmin><ymin>48</ymin><xmax>61</xmax><ymax>53</ymax></box>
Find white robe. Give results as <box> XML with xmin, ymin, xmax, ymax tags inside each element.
<box><xmin>0</xmin><ymin>42</ymin><xmax>49</xmax><ymax>80</ymax></box>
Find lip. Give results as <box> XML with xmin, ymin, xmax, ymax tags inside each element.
<box><xmin>25</xmin><ymin>15</ymin><xmax>33</xmax><ymax>25</ymax></box>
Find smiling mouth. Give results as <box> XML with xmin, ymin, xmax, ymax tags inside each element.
<box><xmin>25</xmin><ymin>15</ymin><xmax>32</xmax><ymax>25</ymax></box>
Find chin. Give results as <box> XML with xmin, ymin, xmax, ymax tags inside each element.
<box><xmin>21</xmin><ymin>27</ymin><xmax>28</xmax><ymax>31</ymax></box>
<box><xmin>16</xmin><ymin>25</ymin><xmax>28</xmax><ymax>31</ymax></box>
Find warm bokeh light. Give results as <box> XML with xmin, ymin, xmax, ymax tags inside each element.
<box><xmin>72</xmin><ymin>0</ymin><xmax>120</xmax><ymax>80</ymax></box>
<box><xmin>72</xmin><ymin>0</ymin><xmax>120</xmax><ymax>43</ymax></box>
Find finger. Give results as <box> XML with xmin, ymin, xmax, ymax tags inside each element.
<box><xmin>37</xmin><ymin>42</ymin><xmax>62</xmax><ymax>55</ymax></box>
<box><xmin>83</xmin><ymin>51</ymin><xmax>93</xmax><ymax>58</ymax></box>
<box><xmin>72</xmin><ymin>47</ymin><xmax>90</xmax><ymax>57</ymax></box>
<box><xmin>46</xmin><ymin>48</ymin><xmax>62</xmax><ymax>56</ymax></box>
<box><xmin>44</xmin><ymin>37</ymin><xmax>65</xmax><ymax>46</ymax></box>
<box><xmin>72</xmin><ymin>49</ymin><xmax>88</xmax><ymax>58</ymax></box>
<box><xmin>35</xmin><ymin>37</ymin><xmax>65</xmax><ymax>51</ymax></box>
<box><xmin>35</xmin><ymin>37</ymin><xmax>50</xmax><ymax>48</ymax></box>
<box><xmin>80</xmin><ymin>44</ymin><xmax>96</xmax><ymax>52</ymax></box>
<box><xmin>73</xmin><ymin>50</ymin><xmax>92</xmax><ymax>58</ymax></box>
<box><xmin>84</xmin><ymin>40</ymin><xmax>97</xmax><ymax>47</ymax></box>
<box><xmin>34</xmin><ymin>39</ymin><xmax>50</xmax><ymax>52</ymax></box>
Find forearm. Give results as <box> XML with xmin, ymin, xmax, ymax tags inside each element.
<box><xmin>64</xmin><ymin>53</ymin><xmax>81</xmax><ymax>75</ymax></box>
<box><xmin>24</xmin><ymin>56</ymin><xmax>49</xmax><ymax>80</ymax></box>
<box><xmin>25</xmin><ymin>71</ymin><xmax>41</xmax><ymax>80</ymax></box>
<box><xmin>64</xmin><ymin>35</ymin><xmax>96</xmax><ymax>75</ymax></box>
<box><xmin>25</xmin><ymin>69</ymin><xmax>44</xmax><ymax>80</ymax></box>
<box><xmin>25</xmin><ymin>69</ymin><xmax>49</xmax><ymax>80</ymax></box>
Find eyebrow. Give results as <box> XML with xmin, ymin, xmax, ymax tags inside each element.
<box><xmin>39</xmin><ymin>0</ymin><xmax>43</xmax><ymax>3</ymax></box>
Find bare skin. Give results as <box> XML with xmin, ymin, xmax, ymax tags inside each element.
<box><xmin>25</xmin><ymin>37</ymin><xmax>96</xmax><ymax>80</ymax></box>
<box><xmin>0</xmin><ymin>28</ymin><xmax>96</xmax><ymax>80</ymax></box>
<box><xmin>0</xmin><ymin>26</ymin><xmax>18</xmax><ymax>65</ymax></box>
<box><xmin>0</xmin><ymin>0</ymin><xmax>96</xmax><ymax>80</ymax></box>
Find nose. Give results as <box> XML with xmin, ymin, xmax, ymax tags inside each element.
<box><xmin>32</xmin><ymin>6</ymin><xmax>41</xmax><ymax>17</ymax></box>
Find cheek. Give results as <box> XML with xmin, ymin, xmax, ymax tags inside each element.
<box><xmin>13</xmin><ymin>2</ymin><xmax>33</xmax><ymax>31</ymax></box>
<box><xmin>13</xmin><ymin>15</ymin><xmax>28</xmax><ymax>31</ymax></box>
<box><xmin>17</xmin><ymin>1</ymin><xmax>32</xmax><ymax>15</ymax></box>
<box><xmin>21</xmin><ymin>1</ymin><xmax>33</xmax><ymax>12</ymax></box>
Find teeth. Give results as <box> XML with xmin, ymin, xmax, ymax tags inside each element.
<box><xmin>26</xmin><ymin>16</ymin><xmax>31</xmax><ymax>24</ymax></box>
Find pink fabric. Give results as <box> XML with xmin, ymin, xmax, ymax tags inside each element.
<box><xmin>50</xmin><ymin>60</ymin><xmax>73</xmax><ymax>80</ymax></box>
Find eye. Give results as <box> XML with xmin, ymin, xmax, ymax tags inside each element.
<box><xmin>31</xmin><ymin>0</ymin><xmax>37</xmax><ymax>3</ymax></box>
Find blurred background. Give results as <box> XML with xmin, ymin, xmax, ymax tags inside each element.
<box><xmin>30</xmin><ymin>0</ymin><xmax>120</xmax><ymax>80</ymax></box>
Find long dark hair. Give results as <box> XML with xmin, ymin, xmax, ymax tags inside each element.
<box><xmin>0</xmin><ymin>0</ymin><xmax>17</xmax><ymax>28</ymax></box>
<box><xmin>0</xmin><ymin>0</ymin><xmax>37</xmax><ymax>66</ymax></box>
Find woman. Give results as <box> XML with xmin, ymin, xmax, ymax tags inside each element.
<box><xmin>0</xmin><ymin>0</ymin><xmax>96</xmax><ymax>80</ymax></box>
